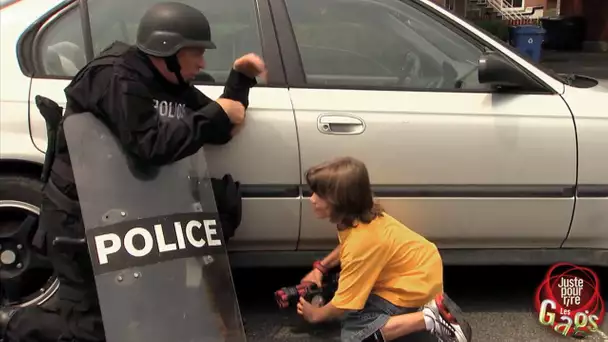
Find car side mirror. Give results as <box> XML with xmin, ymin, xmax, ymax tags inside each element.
<box><xmin>478</xmin><ymin>51</ymin><xmax>544</xmax><ymax>91</ymax></box>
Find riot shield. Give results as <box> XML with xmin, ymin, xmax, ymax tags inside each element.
<box><xmin>62</xmin><ymin>112</ymin><xmax>246</xmax><ymax>342</ymax></box>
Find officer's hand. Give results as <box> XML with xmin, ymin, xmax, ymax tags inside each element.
<box><xmin>231</xmin><ymin>123</ymin><xmax>245</xmax><ymax>137</ymax></box>
<box><xmin>233</xmin><ymin>53</ymin><xmax>267</xmax><ymax>81</ymax></box>
<box><xmin>216</xmin><ymin>98</ymin><xmax>245</xmax><ymax>125</ymax></box>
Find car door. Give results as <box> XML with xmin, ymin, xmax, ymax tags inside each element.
<box><xmin>26</xmin><ymin>0</ymin><xmax>301</xmax><ymax>251</ymax></box>
<box><xmin>272</xmin><ymin>0</ymin><xmax>577</xmax><ymax>250</ymax></box>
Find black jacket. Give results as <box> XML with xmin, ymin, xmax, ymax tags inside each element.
<box><xmin>47</xmin><ymin>41</ymin><xmax>249</xmax><ymax>239</ymax></box>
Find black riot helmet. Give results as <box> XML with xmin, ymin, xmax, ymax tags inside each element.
<box><xmin>136</xmin><ymin>2</ymin><xmax>216</xmax><ymax>84</ymax></box>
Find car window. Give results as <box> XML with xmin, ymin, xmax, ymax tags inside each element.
<box><xmin>36</xmin><ymin>5</ymin><xmax>87</xmax><ymax>77</ymax></box>
<box><xmin>471</xmin><ymin>18</ymin><xmax>570</xmax><ymax>85</ymax></box>
<box><xmin>34</xmin><ymin>0</ymin><xmax>263</xmax><ymax>84</ymax></box>
<box><xmin>284</xmin><ymin>0</ymin><xmax>487</xmax><ymax>91</ymax></box>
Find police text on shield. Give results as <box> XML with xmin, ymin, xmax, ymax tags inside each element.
<box><xmin>95</xmin><ymin>219</ymin><xmax>221</xmax><ymax>265</ymax></box>
<box><xmin>86</xmin><ymin>213</ymin><xmax>224</xmax><ymax>274</ymax></box>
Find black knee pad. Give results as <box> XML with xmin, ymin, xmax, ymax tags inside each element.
<box><xmin>362</xmin><ymin>329</ymin><xmax>386</xmax><ymax>342</ymax></box>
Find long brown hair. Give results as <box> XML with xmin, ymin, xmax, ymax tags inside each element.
<box><xmin>305</xmin><ymin>156</ymin><xmax>384</xmax><ymax>229</ymax></box>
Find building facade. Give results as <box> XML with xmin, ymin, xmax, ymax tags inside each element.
<box><xmin>560</xmin><ymin>0</ymin><xmax>608</xmax><ymax>51</ymax></box>
<box><xmin>432</xmin><ymin>0</ymin><xmax>607</xmax><ymax>51</ymax></box>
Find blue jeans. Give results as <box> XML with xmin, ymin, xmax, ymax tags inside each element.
<box><xmin>340</xmin><ymin>294</ymin><xmax>438</xmax><ymax>342</ymax></box>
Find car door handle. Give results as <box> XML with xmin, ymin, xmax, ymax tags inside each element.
<box><xmin>317</xmin><ymin>114</ymin><xmax>365</xmax><ymax>135</ymax></box>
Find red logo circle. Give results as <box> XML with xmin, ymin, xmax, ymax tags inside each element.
<box><xmin>534</xmin><ymin>263</ymin><xmax>605</xmax><ymax>338</ymax></box>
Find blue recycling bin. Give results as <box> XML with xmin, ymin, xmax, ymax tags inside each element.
<box><xmin>508</xmin><ymin>25</ymin><xmax>546</xmax><ymax>62</ymax></box>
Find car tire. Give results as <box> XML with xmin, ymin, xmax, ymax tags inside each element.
<box><xmin>0</xmin><ymin>175</ymin><xmax>59</xmax><ymax>310</ymax></box>
<box><xmin>0</xmin><ymin>175</ymin><xmax>43</xmax><ymax>212</ymax></box>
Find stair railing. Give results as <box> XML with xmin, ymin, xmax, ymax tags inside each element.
<box><xmin>487</xmin><ymin>0</ymin><xmax>526</xmax><ymax>21</ymax></box>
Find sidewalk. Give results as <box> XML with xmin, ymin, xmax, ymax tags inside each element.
<box><xmin>540</xmin><ymin>50</ymin><xmax>608</xmax><ymax>79</ymax></box>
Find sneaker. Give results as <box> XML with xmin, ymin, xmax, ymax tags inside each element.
<box><xmin>422</xmin><ymin>293</ymin><xmax>472</xmax><ymax>342</ymax></box>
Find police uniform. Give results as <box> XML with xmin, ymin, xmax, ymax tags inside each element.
<box><xmin>2</xmin><ymin>3</ymin><xmax>253</xmax><ymax>341</ymax></box>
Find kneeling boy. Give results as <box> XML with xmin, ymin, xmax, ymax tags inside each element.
<box><xmin>296</xmin><ymin>157</ymin><xmax>472</xmax><ymax>342</ymax></box>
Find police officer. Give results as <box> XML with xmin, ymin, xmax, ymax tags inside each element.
<box><xmin>1</xmin><ymin>2</ymin><xmax>265</xmax><ymax>341</ymax></box>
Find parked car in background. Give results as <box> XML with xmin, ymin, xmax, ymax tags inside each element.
<box><xmin>1</xmin><ymin>0</ymin><xmax>608</xmax><ymax>312</ymax></box>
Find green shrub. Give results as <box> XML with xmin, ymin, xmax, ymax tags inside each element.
<box><xmin>474</xmin><ymin>20</ymin><xmax>510</xmax><ymax>42</ymax></box>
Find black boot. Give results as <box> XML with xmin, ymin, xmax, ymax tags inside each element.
<box><xmin>0</xmin><ymin>306</ymin><xmax>20</xmax><ymax>341</ymax></box>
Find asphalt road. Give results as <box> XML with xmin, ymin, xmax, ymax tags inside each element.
<box><xmin>541</xmin><ymin>51</ymin><xmax>608</xmax><ymax>80</ymax></box>
<box><xmin>232</xmin><ymin>266</ymin><xmax>608</xmax><ymax>342</ymax></box>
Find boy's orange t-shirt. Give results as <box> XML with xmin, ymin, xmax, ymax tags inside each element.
<box><xmin>330</xmin><ymin>213</ymin><xmax>444</xmax><ymax>310</ymax></box>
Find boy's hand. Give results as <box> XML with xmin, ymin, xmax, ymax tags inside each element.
<box><xmin>297</xmin><ymin>297</ymin><xmax>320</xmax><ymax>323</ymax></box>
<box><xmin>301</xmin><ymin>268</ymin><xmax>323</xmax><ymax>287</ymax></box>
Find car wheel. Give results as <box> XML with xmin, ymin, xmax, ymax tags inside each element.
<box><xmin>0</xmin><ymin>175</ymin><xmax>59</xmax><ymax>310</ymax></box>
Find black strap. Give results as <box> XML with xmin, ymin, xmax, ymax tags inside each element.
<box><xmin>44</xmin><ymin>178</ymin><xmax>81</xmax><ymax>214</ymax></box>
<box><xmin>165</xmin><ymin>55</ymin><xmax>187</xmax><ymax>86</ymax></box>
<box><xmin>34</xmin><ymin>96</ymin><xmax>64</xmax><ymax>183</ymax></box>
<box><xmin>51</xmin><ymin>158</ymin><xmax>75</xmax><ymax>183</ymax></box>
<box><xmin>31</xmin><ymin>179</ymin><xmax>80</xmax><ymax>250</ymax></box>
<box><xmin>29</xmin><ymin>215</ymin><xmax>46</xmax><ymax>251</ymax></box>
<box><xmin>188</xmin><ymin>155</ymin><xmax>203</xmax><ymax>208</ymax></box>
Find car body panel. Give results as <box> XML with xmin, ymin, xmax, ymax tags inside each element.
<box><xmin>193</xmin><ymin>86</ymin><xmax>302</xmax><ymax>252</ymax></box>
<box><xmin>292</xmin><ymin>88</ymin><xmax>577</xmax><ymax>249</ymax></box>
<box><xmin>272</xmin><ymin>0</ymin><xmax>579</xmax><ymax>250</ymax></box>
<box><xmin>0</xmin><ymin>0</ymin><xmax>64</xmax><ymax>165</ymax></box>
<box><xmin>559</xmin><ymin>83</ymin><xmax>608</xmax><ymax>248</ymax></box>
<box><xmin>0</xmin><ymin>102</ymin><xmax>45</xmax><ymax>165</ymax></box>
